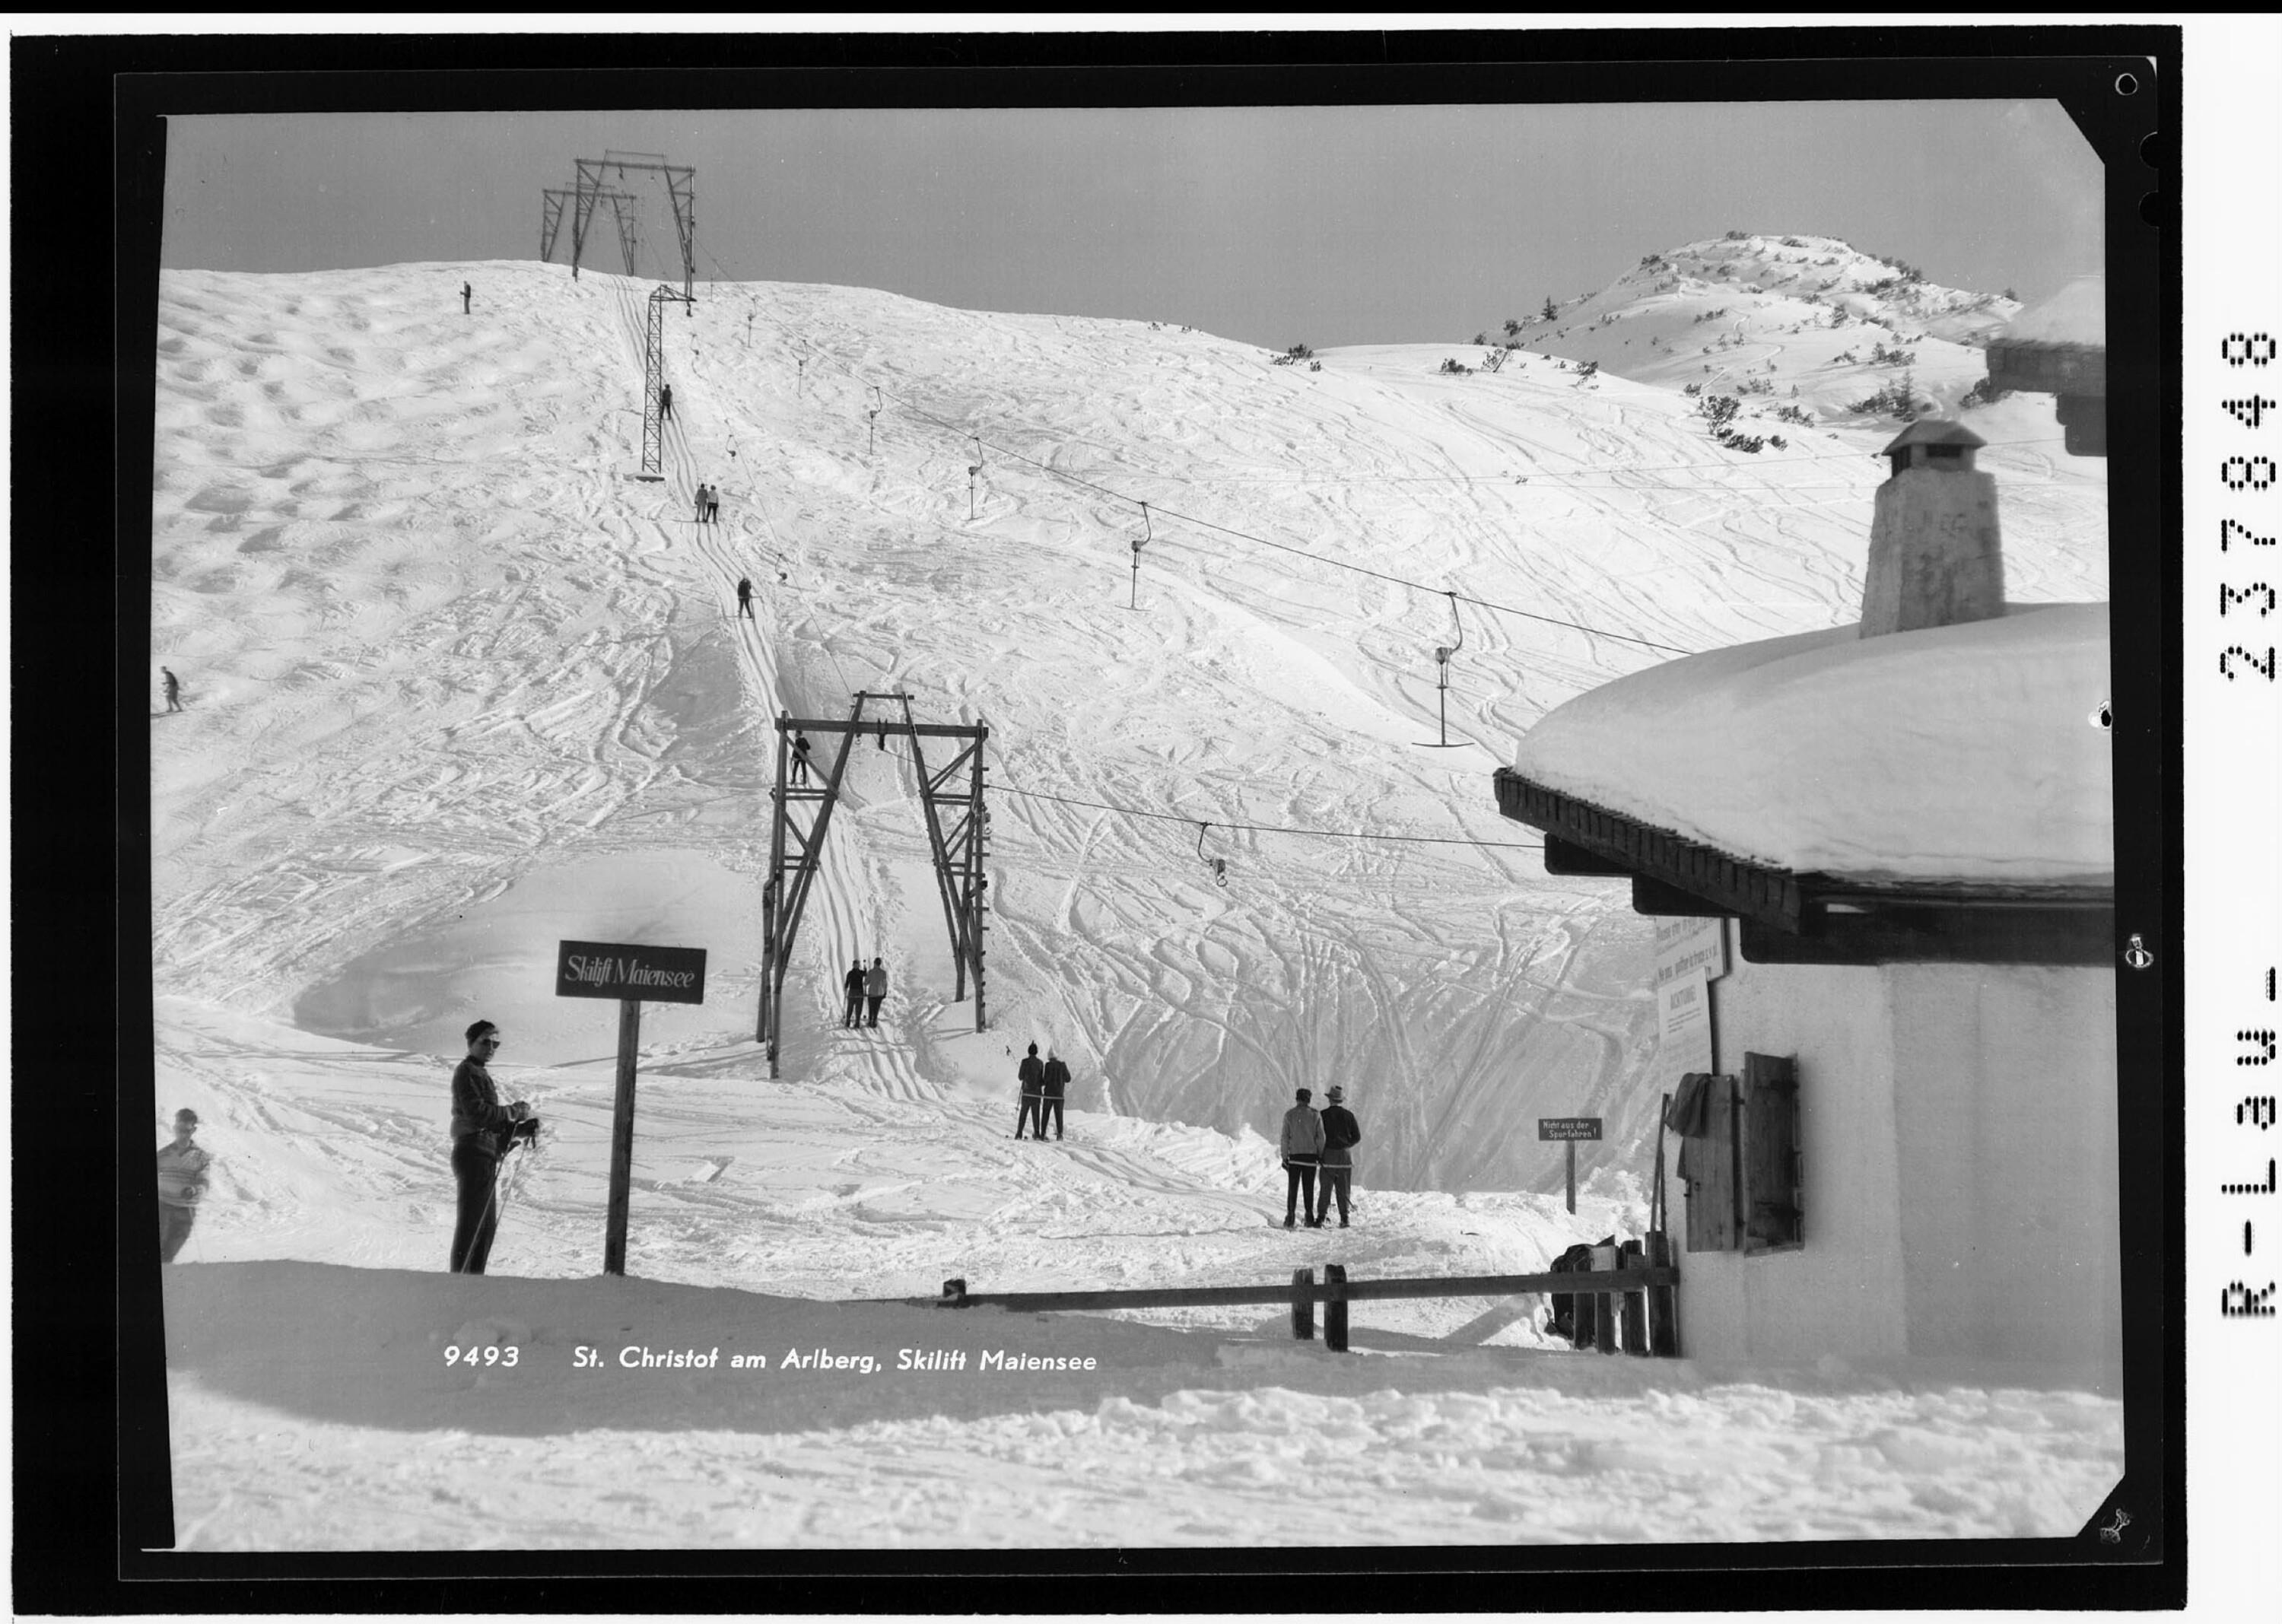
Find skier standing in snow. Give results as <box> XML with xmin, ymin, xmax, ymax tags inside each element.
<box><xmin>161</xmin><ymin>667</ymin><xmax>183</xmax><ymax>713</ymax></box>
<box><xmin>1014</xmin><ymin>1043</ymin><xmax>1047</xmax><ymax>1139</ymax></box>
<box><xmin>448</xmin><ymin>1020</ymin><xmax>532</xmax><ymax>1276</ymax></box>
<box><xmin>864</xmin><ymin>957</ymin><xmax>888</xmax><ymax>1028</ymax></box>
<box><xmin>841</xmin><ymin>958</ymin><xmax>866</xmax><ymax>1028</ymax></box>
<box><xmin>1313</xmin><ymin>1085</ymin><xmax>1361</xmax><ymax>1228</ymax></box>
<box><xmin>737</xmin><ymin>577</ymin><xmax>755</xmax><ymax>621</ymax></box>
<box><xmin>1039</xmin><ymin>1049</ymin><xmax>1070</xmax><ymax>1141</ymax></box>
<box><xmin>156</xmin><ymin>1108</ymin><xmax>211</xmax><ymax>1263</ymax></box>
<box><xmin>790</xmin><ymin>730</ymin><xmax>812</xmax><ymax>784</ymax></box>
<box><xmin>706</xmin><ymin>486</ymin><xmax>721</xmax><ymax>523</ymax></box>
<box><xmin>1280</xmin><ymin>1088</ymin><xmax>1326</xmax><ymax>1228</ymax></box>
<box><xmin>693</xmin><ymin>483</ymin><xmax>709</xmax><ymax>525</ymax></box>
<box><xmin>461</xmin><ymin>281</ymin><xmax>472</xmax><ymax>315</ymax></box>
<box><xmin>659</xmin><ymin>383</ymin><xmax>674</xmax><ymax>421</ymax></box>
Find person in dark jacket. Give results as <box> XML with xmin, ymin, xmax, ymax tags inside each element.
<box><xmin>1314</xmin><ymin>1085</ymin><xmax>1362</xmax><ymax>1227</ymax></box>
<box><xmin>461</xmin><ymin>281</ymin><xmax>472</xmax><ymax>315</ymax></box>
<box><xmin>1279</xmin><ymin>1088</ymin><xmax>1326</xmax><ymax>1228</ymax></box>
<box><xmin>1014</xmin><ymin>1044</ymin><xmax>1047</xmax><ymax>1139</ymax></box>
<box><xmin>790</xmin><ymin>731</ymin><xmax>812</xmax><ymax>784</ymax></box>
<box><xmin>156</xmin><ymin>1108</ymin><xmax>211</xmax><ymax>1263</ymax></box>
<box><xmin>737</xmin><ymin>577</ymin><xmax>755</xmax><ymax>621</ymax></box>
<box><xmin>449</xmin><ymin>1020</ymin><xmax>531</xmax><ymax>1275</ymax></box>
<box><xmin>659</xmin><ymin>383</ymin><xmax>674</xmax><ymax>420</ymax></box>
<box><xmin>162</xmin><ymin>667</ymin><xmax>184</xmax><ymax>713</ymax></box>
<box><xmin>1038</xmin><ymin>1050</ymin><xmax>1070</xmax><ymax>1140</ymax></box>
<box><xmin>864</xmin><ymin>958</ymin><xmax>888</xmax><ymax>1027</ymax></box>
<box><xmin>841</xmin><ymin>959</ymin><xmax>866</xmax><ymax>1028</ymax></box>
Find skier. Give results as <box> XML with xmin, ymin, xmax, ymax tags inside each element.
<box><xmin>448</xmin><ymin>1020</ymin><xmax>534</xmax><ymax>1276</ymax></box>
<box><xmin>693</xmin><ymin>483</ymin><xmax>709</xmax><ymax>525</ymax></box>
<box><xmin>736</xmin><ymin>577</ymin><xmax>755</xmax><ymax>621</ymax></box>
<box><xmin>1039</xmin><ymin>1049</ymin><xmax>1070</xmax><ymax>1141</ymax></box>
<box><xmin>841</xmin><ymin>959</ymin><xmax>866</xmax><ymax>1028</ymax></box>
<box><xmin>161</xmin><ymin>666</ymin><xmax>184</xmax><ymax>713</ymax></box>
<box><xmin>864</xmin><ymin>957</ymin><xmax>888</xmax><ymax>1028</ymax></box>
<box><xmin>1314</xmin><ymin>1085</ymin><xmax>1362</xmax><ymax>1228</ymax></box>
<box><xmin>790</xmin><ymin>730</ymin><xmax>812</xmax><ymax>784</ymax></box>
<box><xmin>156</xmin><ymin>1108</ymin><xmax>211</xmax><ymax>1263</ymax></box>
<box><xmin>1279</xmin><ymin>1088</ymin><xmax>1326</xmax><ymax>1228</ymax></box>
<box><xmin>1014</xmin><ymin>1043</ymin><xmax>1047</xmax><ymax>1139</ymax></box>
<box><xmin>659</xmin><ymin>383</ymin><xmax>674</xmax><ymax>421</ymax></box>
<box><xmin>706</xmin><ymin>487</ymin><xmax>721</xmax><ymax>523</ymax></box>
<box><xmin>461</xmin><ymin>281</ymin><xmax>472</xmax><ymax>315</ymax></box>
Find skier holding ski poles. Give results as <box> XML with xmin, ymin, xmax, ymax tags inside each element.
<box><xmin>448</xmin><ymin>1020</ymin><xmax>537</xmax><ymax>1275</ymax></box>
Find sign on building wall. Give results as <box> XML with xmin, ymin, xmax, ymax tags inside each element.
<box><xmin>1658</xmin><ymin>967</ymin><xmax>1714</xmax><ymax>1079</ymax></box>
<box><xmin>1651</xmin><ymin>916</ymin><xmax>1728</xmax><ymax>990</ymax></box>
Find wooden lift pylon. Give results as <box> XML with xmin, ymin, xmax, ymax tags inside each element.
<box><xmin>755</xmin><ymin>693</ymin><xmax>990</xmax><ymax>1077</ymax></box>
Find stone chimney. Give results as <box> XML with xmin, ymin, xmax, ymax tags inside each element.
<box><xmin>1859</xmin><ymin>420</ymin><xmax>2004</xmax><ymax>637</ymax></box>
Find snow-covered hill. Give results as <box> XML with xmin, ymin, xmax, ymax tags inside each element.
<box><xmin>1490</xmin><ymin>232</ymin><xmax>2038</xmax><ymax>430</ymax></box>
<box><xmin>147</xmin><ymin>256</ymin><xmax>2114</xmax><ymax>1548</ymax></box>
<box><xmin>151</xmin><ymin>256</ymin><xmax>2106</xmax><ymax>1198</ymax></box>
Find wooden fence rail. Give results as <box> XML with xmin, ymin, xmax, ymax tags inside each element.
<box><xmin>876</xmin><ymin>1261</ymin><xmax>1680</xmax><ymax>1356</ymax></box>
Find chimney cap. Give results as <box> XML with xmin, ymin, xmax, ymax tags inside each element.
<box><xmin>1881</xmin><ymin>419</ymin><xmax>1986</xmax><ymax>456</ymax></box>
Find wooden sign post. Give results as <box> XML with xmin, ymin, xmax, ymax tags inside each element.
<box><xmin>1539</xmin><ymin>1116</ymin><xmax>1603</xmax><ymax>1213</ymax></box>
<box><xmin>556</xmin><ymin>939</ymin><xmax>708</xmax><ymax>1276</ymax></box>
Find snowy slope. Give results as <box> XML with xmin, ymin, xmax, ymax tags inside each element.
<box><xmin>147</xmin><ymin>256</ymin><xmax>2115</xmax><ymax>1549</ymax></box>
<box><xmin>152</xmin><ymin>256</ymin><xmax>2107</xmax><ymax>1196</ymax></box>
<box><xmin>1499</xmin><ymin>233</ymin><xmax>2034</xmax><ymax>426</ymax></box>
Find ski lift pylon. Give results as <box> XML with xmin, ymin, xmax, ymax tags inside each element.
<box><xmin>1129</xmin><ymin>502</ymin><xmax>1151</xmax><ymax>609</ymax></box>
<box><xmin>1419</xmin><ymin>590</ymin><xmax>1471</xmax><ymax>748</ymax></box>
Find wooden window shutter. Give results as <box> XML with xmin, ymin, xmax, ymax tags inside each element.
<box><xmin>1741</xmin><ymin>1052</ymin><xmax>1803</xmax><ymax>1251</ymax></box>
<box><xmin>1686</xmin><ymin>1075</ymin><xmax>1743</xmax><ymax>1252</ymax></box>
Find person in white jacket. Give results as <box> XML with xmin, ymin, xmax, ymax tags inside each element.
<box><xmin>1279</xmin><ymin>1088</ymin><xmax>1327</xmax><ymax>1228</ymax></box>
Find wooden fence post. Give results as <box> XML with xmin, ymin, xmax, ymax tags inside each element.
<box><xmin>1645</xmin><ymin>1231</ymin><xmax>1679</xmax><ymax>1356</ymax></box>
<box><xmin>1291</xmin><ymin>1267</ymin><xmax>1316</xmax><ymax>1340</ymax></box>
<box><xmin>1324</xmin><ymin>1263</ymin><xmax>1349</xmax><ymax>1353</ymax></box>
<box><xmin>1619</xmin><ymin>1239</ymin><xmax>1647</xmax><ymax>1355</ymax></box>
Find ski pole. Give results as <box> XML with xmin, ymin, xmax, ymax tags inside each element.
<box><xmin>469</xmin><ymin>1133</ymin><xmax>526</xmax><ymax>1270</ymax></box>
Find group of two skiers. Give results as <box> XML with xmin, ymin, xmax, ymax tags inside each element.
<box><xmin>1014</xmin><ymin>1042</ymin><xmax>1071</xmax><ymax>1139</ymax></box>
<box><xmin>842</xmin><ymin>958</ymin><xmax>889</xmax><ymax>1028</ymax></box>
<box><xmin>694</xmin><ymin>483</ymin><xmax>720</xmax><ymax>524</ymax></box>
<box><xmin>1281</xmin><ymin>1085</ymin><xmax>1362</xmax><ymax>1228</ymax></box>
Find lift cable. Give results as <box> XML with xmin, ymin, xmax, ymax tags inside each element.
<box><xmin>987</xmin><ymin>780</ymin><xmax>1545</xmax><ymax>853</ymax></box>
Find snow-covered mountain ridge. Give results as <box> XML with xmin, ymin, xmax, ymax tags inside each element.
<box><xmin>1495</xmin><ymin>232</ymin><xmax>2031</xmax><ymax>425</ymax></box>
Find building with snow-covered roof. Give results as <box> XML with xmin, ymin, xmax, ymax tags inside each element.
<box><xmin>1986</xmin><ymin>274</ymin><xmax>2106</xmax><ymax>455</ymax></box>
<box><xmin>1491</xmin><ymin>447</ymin><xmax>2118</xmax><ymax>1386</ymax></box>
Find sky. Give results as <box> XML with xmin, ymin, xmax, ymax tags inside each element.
<box><xmin>157</xmin><ymin>100</ymin><xmax>2103</xmax><ymax>350</ymax></box>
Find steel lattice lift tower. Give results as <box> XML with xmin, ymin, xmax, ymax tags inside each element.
<box><xmin>570</xmin><ymin>150</ymin><xmax>697</xmax><ymax>306</ymax></box>
<box><xmin>540</xmin><ymin>185</ymin><xmax>640</xmax><ymax>274</ymax></box>
<box><xmin>636</xmin><ymin>284</ymin><xmax>692</xmax><ymax>481</ymax></box>
<box><xmin>756</xmin><ymin>694</ymin><xmax>991</xmax><ymax>1078</ymax></box>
